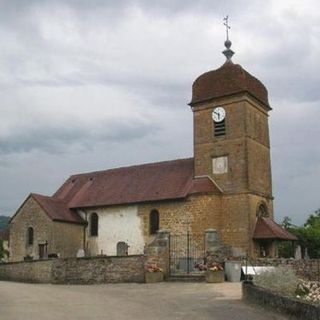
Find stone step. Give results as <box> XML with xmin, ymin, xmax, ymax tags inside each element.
<box><xmin>167</xmin><ymin>274</ymin><xmax>205</xmax><ymax>282</ymax></box>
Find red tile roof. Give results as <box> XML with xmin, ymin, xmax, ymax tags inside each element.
<box><xmin>54</xmin><ymin>158</ymin><xmax>220</xmax><ymax>208</ymax></box>
<box><xmin>190</xmin><ymin>61</ymin><xmax>270</xmax><ymax>108</ymax></box>
<box><xmin>253</xmin><ymin>217</ymin><xmax>297</xmax><ymax>241</ymax></box>
<box><xmin>31</xmin><ymin>194</ymin><xmax>85</xmax><ymax>225</ymax></box>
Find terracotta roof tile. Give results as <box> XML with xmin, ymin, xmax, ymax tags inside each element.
<box><xmin>31</xmin><ymin>193</ymin><xmax>85</xmax><ymax>225</ymax></box>
<box><xmin>54</xmin><ymin>158</ymin><xmax>220</xmax><ymax>208</ymax></box>
<box><xmin>253</xmin><ymin>217</ymin><xmax>297</xmax><ymax>241</ymax></box>
<box><xmin>190</xmin><ymin>61</ymin><xmax>269</xmax><ymax>107</ymax></box>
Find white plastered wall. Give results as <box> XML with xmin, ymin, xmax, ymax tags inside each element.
<box><xmin>83</xmin><ymin>205</ymin><xmax>144</xmax><ymax>256</ymax></box>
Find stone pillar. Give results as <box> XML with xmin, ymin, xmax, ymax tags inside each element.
<box><xmin>294</xmin><ymin>245</ymin><xmax>302</xmax><ymax>260</ymax></box>
<box><xmin>144</xmin><ymin>230</ymin><xmax>170</xmax><ymax>279</ymax></box>
<box><xmin>205</xmin><ymin>229</ymin><xmax>230</xmax><ymax>264</ymax></box>
<box><xmin>205</xmin><ymin>229</ymin><xmax>220</xmax><ymax>253</ymax></box>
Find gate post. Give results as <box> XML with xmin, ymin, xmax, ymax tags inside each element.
<box><xmin>205</xmin><ymin>229</ymin><xmax>220</xmax><ymax>253</ymax></box>
<box><xmin>205</xmin><ymin>229</ymin><xmax>230</xmax><ymax>265</ymax></box>
<box><xmin>145</xmin><ymin>230</ymin><xmax>170</xmax><ymax>279</ymax></box>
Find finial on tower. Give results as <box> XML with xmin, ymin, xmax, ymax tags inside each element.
<box><xmin>222</xmin><ymin>15</ymin><xmax>234</xmax><ymax>62</ymax></box>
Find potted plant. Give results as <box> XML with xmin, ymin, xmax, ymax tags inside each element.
<box><xmin>145</xmin><ymin>263</ymin><xmax>164</xmax><ymax>283</ymax></box>
<box><xmin>205</xmin><ymin>262</ymin><xmax>225</xmax><ymax>283</ymax></box>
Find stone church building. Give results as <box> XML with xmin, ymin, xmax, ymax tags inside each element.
<box><xmin>9</xmin><ymin>39</ymin><xmax>296</xmax><ymax>263</ymax></box>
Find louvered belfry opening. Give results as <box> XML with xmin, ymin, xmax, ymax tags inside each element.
<box><xmin>214</xmin><ymin>119</ymin><xmax>226</xmax><ymax>136</ymax></box>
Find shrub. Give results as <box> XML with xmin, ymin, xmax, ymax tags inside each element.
<box><xmin>254</xmin><ymin>267</ymin><xmax>299</xmax><ymax>296</ymax></box>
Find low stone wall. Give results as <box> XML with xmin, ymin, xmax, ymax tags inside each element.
<box><xmin>0</xmin><ymin>259</ymin><xmax>53</xmax><ymax>283</ymax></box>
<box><xmin>0</xmin><ymin>255</ymin><xmax>145</xmax><ymax>284</ymax></box>
<box><xmin>252</xmin><ymin>258</ymin><xmax>320</xmax><ymax>281</ymax></box>
<box><xmin>243</xmin><ymin>281</ymin><xmax>320</xmax><ymax>320</ymax></box>
<box><xmin>52</xmin><ymin>255</ymin><xmax>145</xmax><ymax>284</ymax></box>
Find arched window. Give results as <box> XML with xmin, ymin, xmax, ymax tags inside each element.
<box><xmin>150</xmin><ymin>210</ymin><xmax>159</xmax><ymax>235</ymax></box>
<box><xmin>90</xmin><ymin>213</ymin><xmax>98</xmax><ymax>236</ymax></box>
<box><xmin>27</xmin><ymin>227</ymin><xmax>34</xmax><ymax>246</ymax></box>
<box><xmin>257</xmin><ymin>204</ymin><xmax>269</xmax><ymax>218</ymax></box>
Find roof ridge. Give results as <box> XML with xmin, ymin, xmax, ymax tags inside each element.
<box><xmin>69</xmin><ymin>157</ymin><xmax>193</xmax><ymax>178</ymax></box>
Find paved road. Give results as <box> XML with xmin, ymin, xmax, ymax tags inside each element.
<box><xmin>0</xmin><ymin>281</ymin><xmax>288</xmax><ymax>320</ymax></box>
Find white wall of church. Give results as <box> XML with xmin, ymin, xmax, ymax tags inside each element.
<box><xmin>83</xmin><ymin>206</ymin><xmax>145</xmax><ymax>256</ymax></box>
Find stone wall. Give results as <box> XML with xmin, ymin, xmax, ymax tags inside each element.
<box><xmin>243</xmin><ymin>281</ymin><xmax>320</xmax><ymax>320</ymax></box>
<box><xmin>252</xmin><ymin>258</ymin><xmax>320</xmax><ymax>281</ymax></box>
<box><xmin>9</xmin><ymin>196</ymin><xmax>84</xmax><ymax>262</ymax></box>
<box><xmin>138</xmin><ymin>194</ymin><xmax>222</xmax><ymax>240</ymax></box>
<box><xmin>0</xmin><ymin>259</ymin><xmax>53</xmax><ymax>283</ymax></box>
<box><xmin>193</xmin><ymin>95</ymin><xmax>272</xmax><ymax>196</ymax></box>
<box><xmin>52</xmin><ymin>255</ymin><xmax>145</xmax><ymax>284</ymax></box>
<box><xmin>10</xmin><ymin>197</ymin><xmax>52</xmax><ymax>261</ymax></box>
<box><xmin>0</xmin><ymin>255</ymin><xmax>145</xmax><ymax>284</ymax></box>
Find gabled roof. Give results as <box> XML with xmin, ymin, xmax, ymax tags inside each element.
<box><xmin>31</xmin><ymin>194</ymin><xmax>85</xmax><ymax>224</ymax></box>
<box><xmin>54</xmin><ymin>158</ymin><xmax>220</xmax><ymax>208</ymax></box>
<box><xmin>253</xmin><ymin>217</ymin><xmax>297</xmax><ymax>241</ymax></box>
<box><xmin>10</xmin><ymin>158</ymin><xmax>220</xmax><ymax>225</ymax></box>
<box><xmin>10</xmin><ymin>193</ymin><xmax>86</xmax><ymax>225</ymax></box>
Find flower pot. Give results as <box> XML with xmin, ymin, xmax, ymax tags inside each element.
<box><xmin>145</xmin><ymin>272</ymin><xmax>164</xmax><ymax>283</ymax></box>
<box><xmin>206</xmin><ymin>270</ymin><xmax>225</xmax><ymax>283</ymax></box>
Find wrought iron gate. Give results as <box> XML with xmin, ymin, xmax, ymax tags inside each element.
<box><xmin>169</xmin><ymin>232</ymin><xmax>205</xmax><ymax>275</ymax></box>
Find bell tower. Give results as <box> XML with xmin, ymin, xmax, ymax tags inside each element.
<box><xmin>189</xmin><ymin>19</ymin><xmax>274</xmax><ymax>256</ymax></box>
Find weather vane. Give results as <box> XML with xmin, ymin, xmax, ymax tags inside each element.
<box><xmin>223</xmin><ymin>15</ymin><xmax>230</xmax><ymax>41</ymax></box>
<box><xmin>222</xmin><ymin>15</ymin><xmax>234</xmax><ymax>61</ymax></box>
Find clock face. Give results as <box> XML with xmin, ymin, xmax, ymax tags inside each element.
<box><xmin>212</xmin><ymin>107</ymin><xmax>226</xmax><ymax>123</ymax></box>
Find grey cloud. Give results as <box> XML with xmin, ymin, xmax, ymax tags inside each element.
<box><xmin>0</xmin><ymin>0</ymin><xmax>319</xmax><ymax>227</ymax></box>
<box><xmin>0</xmin><ymin>119</ymin><xmax>159</xmax><ymax>155</ymax></box>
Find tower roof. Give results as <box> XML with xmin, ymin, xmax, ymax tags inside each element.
<box><xmin>190</xmin><ymin>61</ymin><xmax>270</xmax><ymax>107</ymax></box>
<box><xmin>191</xmin><ymin>17</ymin><xmax>269</xmax><ymax>108</ymax></box>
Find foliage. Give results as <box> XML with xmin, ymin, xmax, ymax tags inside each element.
<box><xmin>0</xmin><ymin>216</ymin><xmax>10</xmax><ymax>230</ymax></box>
<box><xmin>0</xmin><ymin>239</ymin><xmax>9</xmax><ymax>260</ymax></box>
<box><xmin>278</xmin><ymin>209</ymin><xmax>320</xmax><ymax>259</ymax></box>
<box><xmin>195</xmin><ymin>262</ymin><xmax>224</xmax><ymax>271</ymax></box>
<box><xmin>146</xmin><ymin>263</ymin><xmax>163</xmax><ymax>273</ymax></box>
<box><xmin>254</xmin><ymin>267</ymin><xmax>299</xmax><ymax>296</ymax></box>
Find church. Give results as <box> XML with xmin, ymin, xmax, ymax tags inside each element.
<box><xmin>9</xmin><ymin>30</ymin><xmax>296</xmax><ymax>263</ymax></box>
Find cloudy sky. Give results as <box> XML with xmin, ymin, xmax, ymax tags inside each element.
<box><xmin>0</xmin><ymin>0</ymin><xmax>319</xmax><ymax>225</ymax></box>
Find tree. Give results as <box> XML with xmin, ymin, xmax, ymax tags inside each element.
<box><xmin>280</xmin><ymin>209</ymin><xmax>320</xmax><ymax>259</ymax></box>
<box><xmin>281</xmin><ymin>216</ymin><xmax>294</xmax><ymax>229</ymax></box>
<box><xmin>0</xmin><ymin>239</ymin><xmax>9</xmax><ymax>260</ymax></box>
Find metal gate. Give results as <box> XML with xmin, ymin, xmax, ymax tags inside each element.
<box><xmin>169</xmin><ymin>232</ymin><xmax>205</xmax><ymax>275</ymax></box>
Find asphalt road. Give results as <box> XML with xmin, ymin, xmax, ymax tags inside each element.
<box><xmin>0</xmin><ymin>281</ymin><xmax>288</xmax><ymax>320</ymax></box>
